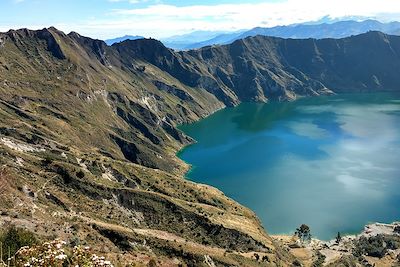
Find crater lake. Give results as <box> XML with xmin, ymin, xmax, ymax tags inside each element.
<box><xmin>178</xmin><ymin>92</ymin><xmax>400</xmax><ymax>240</ymax></box>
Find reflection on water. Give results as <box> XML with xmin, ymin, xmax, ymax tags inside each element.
<box><xmin>178</xmin><ymin>93</ymin><xmax>400</xmax><ymax>240</ymax></box>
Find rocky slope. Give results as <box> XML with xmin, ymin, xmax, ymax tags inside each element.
<box><xmin>1</xmin><ymin>28</ymin><xmax>400</xmax><ymax>266</ymax></box>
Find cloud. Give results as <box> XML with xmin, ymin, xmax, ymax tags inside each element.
<box><xmin>108</xmin><ymin>0</ymin><xmax>148</xmax><ymax>4</ymax></box>
<box><xmin>3</xmin><ymin>0</ymin><xmax>400</xmax><ymax>39</ymax></box>
<box><xmin>96</xmin><ymin>0</ymin><xmax>400</xmax><ymax>38</ymax></box>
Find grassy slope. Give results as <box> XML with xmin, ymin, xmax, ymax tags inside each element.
<box><xmin>1</xmin><ymin>27</ymin><xmax>400</xmax><ymax>266</ymax></box>
<box><xmin>0</xmin><ymin>28</ymin><xmax>294</xmax><ymax>266</ymax></box>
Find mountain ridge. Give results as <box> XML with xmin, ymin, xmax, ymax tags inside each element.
<box><xmin>105</xmin><ymin>35</ymin><xmax>144</xmax><ymax>46</ymax></box>
<box><xmin>164</xmin><ymin>19</ymin><xmax>400</xmax><ymax>49</ymax></box>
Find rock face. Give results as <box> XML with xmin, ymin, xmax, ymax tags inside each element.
<box><xmin>1</xmin><ymin>27</ymin><xmax>400</xmax><ymax>265</ymax></box>
<box><xmin>113</xmin><ymin>31</ymin><xmax>400</xmax><ymax>106</ymax></box>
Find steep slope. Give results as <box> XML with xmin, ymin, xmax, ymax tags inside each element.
<box><xmin>129</xmin><ymin>31</ymin><xmax>400</xmax><ymax>105</ymax></box>
<box><xmin>0</xmin><ymin>28</ymin><xmax>294</xmax><ymax>266</ymax></box>
<box><xmin>1</xmin><ymin>28</ymin><xmax>400</xmax><ymax>266</ymax></box>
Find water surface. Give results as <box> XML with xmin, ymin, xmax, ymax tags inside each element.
<box><xmin>178</xmin><ymin>93</ymin><xmax>400</xmax><ymax>240</ymax></box>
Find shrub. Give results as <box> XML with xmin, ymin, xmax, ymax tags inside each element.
<box><xmin>353</xmin><ymin>234</ymin><xmax>400</xmax><ymax>258</ymax></box>
<box><xmin>312</xmin><ymin>250</ymin><xmax>326</xmax><ymax>267</ymax></box>
<box><xmin>16</xmin><ymin>240</ymin><xmax>114</xmax><ymax>267</ymax></box>
<box><xmin>0</xmin><ymin>225</ymin><xmax>37</xmax><ymax>263</ymax></box>
<box><xmin>76</xmin><ymin>170</ymin><xmax>85</xmax><ymax>179</ymax></box>
<box><xmin>292</xmin><ymin>259</ymin><xmax>302</xmax><ymax>266</ymax></box>
<box><xmin>147</xmin><ymin>259</ymin><xmax>157</xmax><ymax>267</ymax></box>
<box><xmin>54</xmin><ymin>165</ymin><xmax>73</xmax><ymax>184</ymax></box>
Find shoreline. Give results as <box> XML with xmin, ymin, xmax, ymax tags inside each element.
<box><xmin>271</xmin><ymin>222</ymin><xmax>400</xmax><ymax>265</ymax></box>
<box><xmin>272</xmin><ymin>221</ymin><xmax>400</xmax><ymax>243</ymax></box>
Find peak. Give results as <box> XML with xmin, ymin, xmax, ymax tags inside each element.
<box><xmin>47</xmin><ymin>26</ymin><xmax>59</xmax><ymax>32</ymax></box>
<box><xmin>360</xmin><ymin>30</ymin><xmax>389</xmax><ymax>38</ymax></box>
<box><xmin>2</xmin><ymin>27</ymin><xmax>64</xmax><ymax>38</ymax></box>
<box><xmin>113</xmin><ymin>37</ymin><xmax>169</xmax><ymax>53</ymax></box>
<box><xmin>68</xmin><ymin>31</ymin><xmax>81</xmax><ymax>38</ymax></box>
<box><xmin>116</xmin><ymin>37</ymin><xmax>163</xmax><ymax>46</ymax></box>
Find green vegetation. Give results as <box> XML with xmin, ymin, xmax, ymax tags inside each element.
<box><xmin>1</xmin><ymin>26</ymin><xmax>400</xmax><ymax>266</ymax></box>
<box><xmin>354</xmin><ymin>234</ymin><xmax>400</xmax><ymax>258</ymax></box>
<box><xmin>292</xmin><ymin>259</ymin><xmax>302</xmax><ymax>266</ymax></box>
<box><xmin>311</xmin><ymin>250</ymin><xmax>326</xmax><ymax>267</ymax></box>
<box><xmin>0</xmin><ymin>225</ymin><xmax>37</xmax><ymax>264</ymax></box>
<box><xmin>15</xmin><ymin>240</ymin><xmax>114</xmax><ymax>267</ymax></box>
<box><xmin>295</xmin><ymin>224</ymin><xmax>312</xmax><ymax>243</ymax></box>
<box><xmin>336</xmin><ymin>232</ymin><xmax>342</xmax><ymax>244</ymax></box>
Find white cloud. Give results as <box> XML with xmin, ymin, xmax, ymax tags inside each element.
<box><xmin>102</xmin><ymin>0</ymin><xmax>400</xmax><ymax>38</ymax></box>
<box><xmin>108</xmin><ymin>0</ymin><xmax>147</xmax><ymax>3</ymax></box>
<box><xmin>3</xmin><ymin>0</ymin><xmax>400</xmax><ymax>39</ymax></box>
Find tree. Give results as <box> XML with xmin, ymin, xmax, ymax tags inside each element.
<box><xmin>295</xmin><ymin>224</ymin><xmax>312</xmax><ymax>243</ymax></box>
<box><xmin>336</xmin><ymin>232</ymin><xmax>342</xmax><ymax>244</ymax></box>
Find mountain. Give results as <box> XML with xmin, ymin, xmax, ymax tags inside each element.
<box><xmin>106</xmin><ymin>30</ymin><xmax>243</xmax><ymax>50</ymax></box>
<box><xmin>139</xmin><ymin>31</ymin><xmax>400</xmax><ymax>105</ymax></box>
<box><xmin>393</xmin><ymin>28</ymin><xmax>400</xmax><ymax>35</ymax></box>
<box><xmin>0</xmin><ymin>27</ymin><xmax>292</xmax><ymax>266</ymax></box>
<box><xmin>1</xmin><ymin>27</ymin><xmax>400</xmax><ymax>265</ymax></box>
<box><xmin>105</xmin><ymin>34</ymin><xmax>144</xmax><ymax>45</ymax></box>
<box><xmin>106</xmin><ymin>20</ymin><xmax>400</xmax><ymax>50</ymax></box>
<box><xmin>160</xmin><ymin>30</ymin><xmax>238</xmax><ymax>50</ymax></box>
<box><xmin>161</xmin><ymin>30</ymin><xmax>244</xmax><ymax>50</ymax></box>
<box><xmin>186</xmin><ymin>19</ymin><xmax>400</xmax><ymax>49</ymax></box>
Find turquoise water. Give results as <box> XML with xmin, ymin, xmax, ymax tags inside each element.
<box><xmin>178</xmin><ymin>93</ymin><xmax>400</xmax><ymax>240</ymax></box>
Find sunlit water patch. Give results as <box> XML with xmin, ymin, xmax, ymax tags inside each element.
<box><xmin>178</xmin><ymin>93</ymin><xmax>400</xmax><ymax>240</ymax></box>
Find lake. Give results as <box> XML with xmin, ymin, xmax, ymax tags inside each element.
<box><xmin>178</xmin><ymin>93</ymin><xmax>400</xmax><ymax>240</ymax></box>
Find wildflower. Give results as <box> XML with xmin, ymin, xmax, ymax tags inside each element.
<box><xmin>55</xmin><ymin>254</ymin><xmax>67</xmax><ymax>260</ymax></box>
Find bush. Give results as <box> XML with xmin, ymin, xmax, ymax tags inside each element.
<box><xmin>312</xmin><ymin>250</ymin><xmax>326</xmax><ymax>267</ymax></box>
<box><xmin>54</xmin><ymin>165</ymin><xmax>73</xmax><ymax>184</ymax></box>
<box><xmin>147</xmin><ymin>259</ymin><xmax>157</xmax><ymax>267</ymax></box>
<box><xmin>0</xmin><ymin>225</ymin><xmax>37</xmax><ymax>263</ymax></box>
<box><xmin>353</xmin><ymin>234</ymin><xmax>400</xmax><ymax>258</ymax></box>
<box><xmin>76</xmin><ymin>170</ymin><xmax>85</xmax><ymax>179</ymax></box>
<box><xmin>292</xmin><ymin>259</ymin><xmax>302</xmax><ymax>266</ymax></box>
<box><xmin>16</xmin><ymin>240</ymin><xmax>114</xmax><ymax>267</ymax></box>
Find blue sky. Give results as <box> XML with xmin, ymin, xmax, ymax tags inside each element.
<box><xmin>1</xmin><ymin>0</ymin><xmax>400</xmax><ymax>39</ymax></box>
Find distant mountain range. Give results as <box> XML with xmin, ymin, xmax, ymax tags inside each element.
<box><xmin>185</xmin><ymin>20</ymin><xmax>400</xmax><ymax>49</ymax></box>
<box><xmin>104</xmin><ymin>20</ymin><xmax>400</xmax><ymax>50</ymax></box>
<box><xmin>105</xmin><ymin>34</ymin><xmax>144</xmax><ymax>45</ymax></box>
<box><xmin>160</xmin><ymin>30</ymin><xmax>238</xmax><ymax>50</ymax></box>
